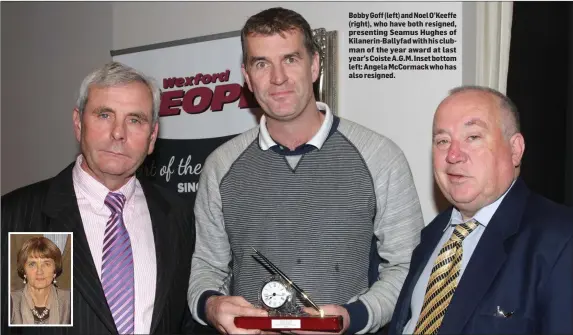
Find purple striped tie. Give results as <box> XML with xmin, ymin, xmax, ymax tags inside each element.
<box><xmin>102</xmin><ymin>192</ymin><xmax>134</xmax><ymax>334</ymax></box>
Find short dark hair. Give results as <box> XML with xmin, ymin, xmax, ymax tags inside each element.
<box><xmin>240</xmin><ymin>7</ymin><xmax>319</xmax><ymax>66</ymax></box>
<box><xmin>16</xmin><ymin>237</ymin><xmax>63</xmax><ymax>279</ymax></box>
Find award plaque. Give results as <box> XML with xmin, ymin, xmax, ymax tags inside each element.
<box><xmin>234</xmin><ymin>248</ymin><xmax>343</xmax><ymax>332</ymax></box>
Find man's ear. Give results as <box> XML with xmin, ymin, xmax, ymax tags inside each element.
<box><xmin>241</xmin><ymin>63</ymin><xmax>253</xmax><ymax>92</ymax></box>
<box><xmin>311</xmin><ymin>51</ymin><xmax>320</xmax><ymax>83</ymax></box>
<box><xmin>73</xmin><ymin>108</ymin><xmax>82</xmax><ymax>142</ymax></box>
<box><xmin>147</xmin><ymin>121</ymin><xmax>159</xmax><ymax>155</ymax></box>
<box><xmin>510</xmin><ymin>132</ymin><xmax>525</xmax><ymax>167</ymax></box>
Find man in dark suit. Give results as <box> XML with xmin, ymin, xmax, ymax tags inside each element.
<box><xmin>1</xmin><ymin>61</ymin><xmax>196</xmax><ymax>334</ymax></box>
<box><xmin>389</xmin><ymin>86</ymin><xmax>573</xmax><ymax>334</ymax></box>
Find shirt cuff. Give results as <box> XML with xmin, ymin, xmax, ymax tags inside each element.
<box><xmin>197</xmin><ymin>290</ymin><xmax>224</xmax><ymax>325</ymax></box>
<box><xmin>342</xmin><ymin>300</ymin><xmax>369</xmax><ymax>334</ymax></box>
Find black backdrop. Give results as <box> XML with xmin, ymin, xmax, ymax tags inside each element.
<box><xmin>506</xmin><ymin>1</ymin><xmax>573</xmax><ymax>207</ymax></box>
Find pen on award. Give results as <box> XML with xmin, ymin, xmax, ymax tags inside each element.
<box><xmin>251</xmin><ymin>247</ymin><xmax>323</xmax><ymax>315</ymax></box>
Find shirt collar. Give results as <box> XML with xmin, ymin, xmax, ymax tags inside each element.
<box><xmin>72</xmin><ymin>154</ymin><xmax>137</xmax><ymax>212</ymax></box>
<box><xmin>258</xmin><ymin>101</ymin><xmax>334</xmax><ymax>151</ymax></box>
<box><xmin>446</xmin><ymin>179</ymin><xmax>517</xmax><ymax>231</ymax></box>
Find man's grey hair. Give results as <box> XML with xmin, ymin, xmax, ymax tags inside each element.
<box><xmin>76</xmin><ymin>61</ymin><xmax>161</xmax><ymax>125</ymax></box>
<box><xmin>448</xmin><ymin>85</ymin><xmax>520</xmax><ymax>138</ymax></box>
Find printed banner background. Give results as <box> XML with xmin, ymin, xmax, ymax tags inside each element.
<box><xmin>113</xmin><ymin>33</ymin><xmax>260</xmax><ymax>204</ymax></box>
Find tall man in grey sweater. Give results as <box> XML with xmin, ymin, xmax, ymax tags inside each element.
<box><xmin>188</xmin><ymin>7</ymin><xmax>425</xmax><ymax>335</ymax></box>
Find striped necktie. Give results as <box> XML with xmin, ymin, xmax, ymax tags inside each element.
<box><xmin>102</xmin><ymin>192</ymin><xmax>134</xmax><ymax>334</ymax></box>
<box><xmin>414</xmin><ymin>219</ymin><xmax>479</xmax><ymax>334</ymax></box>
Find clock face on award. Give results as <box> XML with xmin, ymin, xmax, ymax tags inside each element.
<box><xmin>261</xmin><ymin>280</ymin><xmax>291</xmax><ymax>309</ymax></box>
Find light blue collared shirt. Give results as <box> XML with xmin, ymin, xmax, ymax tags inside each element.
<box><xmin>402</xmin><ymin>180</ymin><xmax>516</xmax><ymax>334</ymax></box>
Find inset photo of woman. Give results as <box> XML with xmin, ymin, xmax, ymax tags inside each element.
<box><xmin>8</xmin><ymin>233</ymin><xmax>72</xmax><ymax>327</ymax></box>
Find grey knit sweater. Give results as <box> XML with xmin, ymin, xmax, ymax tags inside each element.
<box><xmin>188</xmin><ymin>115</ymin><xmax>424</xmax><ymax>334</ymax></box>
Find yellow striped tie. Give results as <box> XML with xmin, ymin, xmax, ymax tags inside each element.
<box><xmin>413</xmin><ymin>220</ymin><xmax>479</xmax><ymax>334</ymax></box>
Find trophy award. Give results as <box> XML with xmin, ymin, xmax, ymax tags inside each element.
<box><xmin>234</xmin><ymin>247</ymin><xmax>343</xmax><ymax>332</ymax></box>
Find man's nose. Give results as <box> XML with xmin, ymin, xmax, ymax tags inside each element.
<box><xmin>446</xmin><ymin>141</ymin><xmax>467</xmax><ymax>164</ymax></box>
<box><xmin>270</xmin><ymin>64</ymin><xmax>287</xmax><ymax>85</ymax></box>
<box><xmin>112</xmin><ymin>120</ymin><xmax>127</xmax><ymax>141</ymax></box>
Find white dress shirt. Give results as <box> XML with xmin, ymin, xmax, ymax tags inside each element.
<box><xmin>72</xmin><ymin>155</ymin><xmax>157</xmax><ymax>334</ymax></box>
<box><xmin>403</xmin><ymin>181</ymin><xmax>516</xmax><ymax>334</ymax></box>
<box><xmin>258</xmin><ymin>101</ymin><xmax>334</xmax><ymax>151</ymax></box>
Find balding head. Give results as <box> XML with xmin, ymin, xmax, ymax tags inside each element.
<box><xmin>447</xmin><ymin>85</ymin><xmax>520</xmax><ymax>139</ymax></box>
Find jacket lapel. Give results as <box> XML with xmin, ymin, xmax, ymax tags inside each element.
<box><xmin>394</xmin><ymin>209</ymin><xmax>452</xmax><ymax>334</ymax></box>
<box><xmin>438</xmin><ymin>178</ymin><xmax>529</xmax><ymax>334</ymax></box>
<box><xmin>43</xmin><ymin>163</ymin><xmax>117</xmax><ymax>334</ymax></box>
<box><xmin>141</xmin><ymin>181</ymin><xmax>175</xmax><ymax>334</ymax></box>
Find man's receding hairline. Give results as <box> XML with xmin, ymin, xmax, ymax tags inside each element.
<box><xmin>245</xmin><ymin>26</ymin><xmax>302</xmax><ymax>37</ymax></box>
<box><xmin>437</xmin><ymin>87</ymin><xmax>519</xmax><ymax>138</ymax></box>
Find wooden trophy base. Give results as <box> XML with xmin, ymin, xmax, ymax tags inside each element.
<box><xmin>235</xmin><ymin>315</ymin><xmax>343</xmax><ymax>332</ymax></box>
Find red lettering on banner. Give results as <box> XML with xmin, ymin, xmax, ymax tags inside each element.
<box><xmin>220</xmin><ymin>70</ymin><xmax>230</xmax><ymax>81</ymax></box>
<box><xmin>193</xmin><ymin>74</ymin><xmax>203</xmax><ymax>86</ymax></box>
<box><xmin>182</xmin><ymin>87</ymin><xmax>212</xmax><ymax>114</ymax></box>
<box><xmin>159</xmin><ymin>70</ymin><xmax>258</xmax><ymax>117</ymax></box>
<box><xmin>163</xmin><ymin>78</ymin><xmax>177</xmax><ymax>89</ymax></box>
<box><xmin>162</xmin><ymin>70</ymin><xmax>231</xmax><ymax>89</ymax></box>
<box><xmin>202</xmin><ymin>74</ymin><xmax>212</xmax><ymax>85</ymax></box>
<box><xmin>239</xmin><ymin>85</ymin><xmax>258</xmax><ymax>109</ymax></box>
<box><xmin>159</xmin><ymin>83</ymin><xmax>258</xmax><ymax>117</ymax></box>
<box><xmin>159</xmin><ymin>90</ymin><xmax>184</xmax><ymax>116</ymax></box>
<box><xmin>211</xmin><ymin>84</ymin><xmax>241</xmax><ymax>112</ymax></box>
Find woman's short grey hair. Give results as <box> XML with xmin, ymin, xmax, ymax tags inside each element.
<box><xmin>76</xmin><ymin>61</ymin><xmax>161</xmax><ymax>125</ymax></box>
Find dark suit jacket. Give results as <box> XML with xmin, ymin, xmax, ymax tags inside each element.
<box><xmin>389</xmin><ymin>178</ymin><xmax>573</xmax><ymax>334</ymax></box>
<box><xmin>1</xmin><ymin>163</ymin><xmax>196</xmax><ymax>334</ymax></box>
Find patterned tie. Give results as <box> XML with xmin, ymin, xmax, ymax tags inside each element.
<box><xmin>101</xmin><ymin>192</ymin><xmax>134</xmax><ymax>334</ymax></box>
<box><xmin>414</xmin><ymin>220</ymin><xmax>479</xmax><ymax>334</ymax></box>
